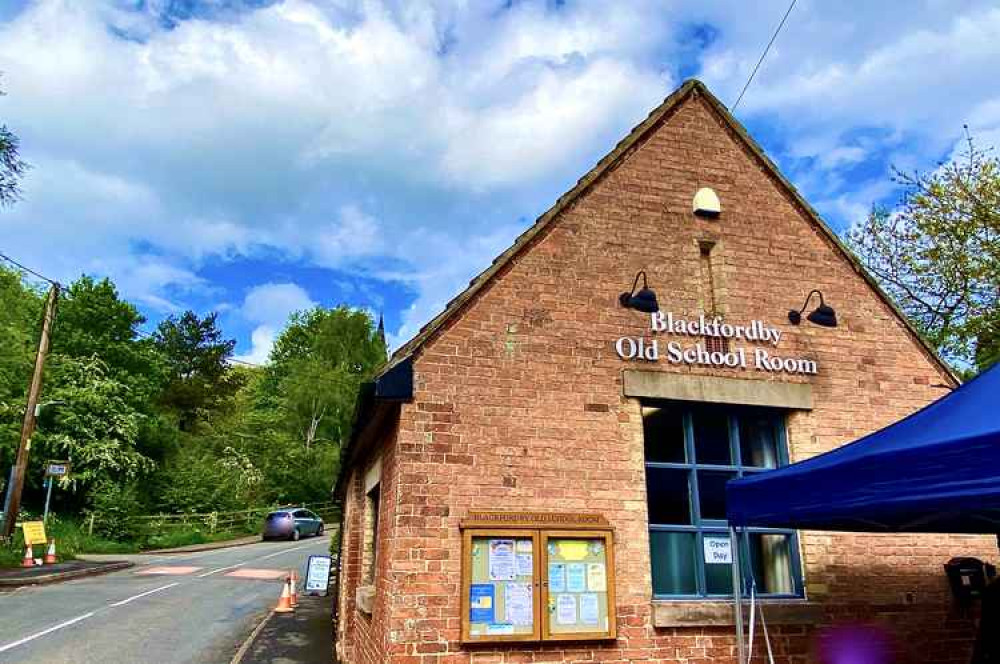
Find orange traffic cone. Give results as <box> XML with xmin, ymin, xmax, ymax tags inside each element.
<box><xmin>288</xmin><ymin>570</ymin><xmax>299</xmax><ymax>607</ymax></box>
<box><xmin>21</xmin><ymin>543</ymin><xmax>34</xmax><ymax>568</ymax></box>
<box><xmin>44</xmin><ymin>539</ymin><xmax>57</xmax><ymax>564</ymax></box>
<box><xmin>274</xmin><ymin>577</ymin><xmax>295</xmax><ymax>613</ymax></box>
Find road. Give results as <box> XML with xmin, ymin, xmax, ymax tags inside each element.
<box><xmin>0</xmin><ymin>534</ymin><xmax>331</xmax><ymax>664</ymax></box>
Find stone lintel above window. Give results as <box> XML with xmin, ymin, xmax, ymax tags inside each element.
<box><xmin>624</xmin><ymin>371</ymin><xmax>813</xmax><ymax>410</ymax></box>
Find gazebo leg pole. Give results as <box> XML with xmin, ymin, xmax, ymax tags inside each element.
<box><xmin>731</xmin><ymin>526</ymin><xmax>745</xmax><ymax>664</ymax></box>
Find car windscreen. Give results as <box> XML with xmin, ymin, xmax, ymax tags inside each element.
<box><xmin>266</xmin><ymin>512</ymin><xmax>290</xmax><ymax>520</ymax></box>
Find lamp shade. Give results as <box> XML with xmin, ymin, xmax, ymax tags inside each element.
<box><xmin>807</xmin><ymin>303</ymin><xmax>837</xmax><ymax>328</ymax></box>
<box><xmin>629</xmin><ymin>287</ymin><xmax>659</xmax><ymax>313</ymax></box>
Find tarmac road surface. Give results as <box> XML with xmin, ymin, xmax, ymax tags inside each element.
<box><xmin>0</xmin><ymin>533</ymin><xmax>332</xmax><ymax>664</ymax></box>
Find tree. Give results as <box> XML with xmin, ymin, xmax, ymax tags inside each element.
<box><xmin>848</xmin><ymin>135</ymin><xmax>1000</xmax><ymax>373</ymax></box>
<box><xmin>268</xmin><ymin>307</ymin><xmax>386</xmax><ymax>449</ymax></box>
<box><xmin>0</xmin><ymin>77</ymin><xmax>28</xmax><ymax>207</ymax></box>
<box><xmin>34</xmin><ymin>356</ymin><xmax>153</xmax><ymax>505</ymax></box>
<box><xmin>0</xmin><ymin>266</ymin><xmax>43</xmax><ymax>491</ymax></box>
<box><xmin>53</xmin><ymin>276</ymin><xmax>165</xmax><ymax>410</ymax></box>
<box><xmin>154</xmin><ymin>311</ymin><xmax>244</xmax><ymax>430</ymax></box>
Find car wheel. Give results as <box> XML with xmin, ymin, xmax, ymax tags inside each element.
<box><xmin>317</xmin><ymin>524</ymin><xmax>324</xmax><ymax>536</ymax></box>
<box><xmin>291</xmin><ymin>529</ymin><xmax>300</xmax><ymax>542</ymax></box>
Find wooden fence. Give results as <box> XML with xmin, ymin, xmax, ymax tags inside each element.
<box><xmin>88</xmin><ymin>501</ymin><xmax>340</xmax><ymax>536</ymax></box>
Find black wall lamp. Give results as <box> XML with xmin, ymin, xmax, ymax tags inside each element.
<box><xmin>788</xmin><ymin>290</ymin><xmax>837</xmax><ymax>327</ymax></box>
<box><xmin>619</xmin><ymin>270</ymin><xmax>659</xmax><ymax>313</ymax></box>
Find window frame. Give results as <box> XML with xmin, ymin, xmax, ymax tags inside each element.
<box><xmin>644</xmin><ymin>402</ymin><xmax>804</xmax><ymax>600</ymax></box>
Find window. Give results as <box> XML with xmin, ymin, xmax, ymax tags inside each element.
<box><xmin>363</xmin><ymin>485</ymin><xmax>381</xmax><ymax>584</ymax></box>
<box><xmin>643</xmin><ymin>402</ymin><xmax>802</xmax><ymax>598</ymax></box>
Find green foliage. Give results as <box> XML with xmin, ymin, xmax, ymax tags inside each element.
<box><xmin>154</xmin><ymin>311</ymin><xmax>245</xmax><ymax>430</ymax></box>
<box><xmin>269</xmin><ymin>307</ymin><xmax>386</xmax><ymax>448</ymax></box>
<box><xmin>0</xmin><ymin>77</ymin><xmax>29</xmax><ymax>207</ymax></box>
<box><xmin>86</xmin><ymin>480</ymin><xmax>144</xmax><ymax>541</ymax></box>
<box><xmin>52</xmin><ymin>275</ymin><xmax>165</xmax><ymax>410</ymax></box>
<box><xmin>156</xmin><ymin>444</ymin><xmax>263</xmax><ymax>514</ymax></box>
<box><xmin>848</xmin><ymin>136</ymin><xmax>1000</xmax><ymax>373</ymax></box>
<box><xmin>0</xmin><ymin>265</ymin><xmax>378</xmax><ymax>542</ymax></box>
<box><xmin>0</xmin><ymin>266</ymin><xmax>43</xmax><ymax>474</ymax></box>
<box><xmin>36</xmin><ymin>355</ymin><xmax>153</xmax><ymax>498</ymax></box>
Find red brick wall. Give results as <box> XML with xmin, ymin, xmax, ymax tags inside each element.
<box><xmin>338</xmin><ymin>90</ymin><xmax>995</xmax><ymax>663</ymax></box>
<box><xmin>338</xmin><ymin>422</ymin><xmax>401</xmax><ymax>664</ymax></box>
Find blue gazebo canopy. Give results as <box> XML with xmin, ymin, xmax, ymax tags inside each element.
<box><xmin>727</xmin><ymin>363</ymin><xmax>1000</xmax><ymax>534</ymax></box>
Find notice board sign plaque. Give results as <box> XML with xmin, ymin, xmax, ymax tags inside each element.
<box><xmin>21</xmin><ymin>521</ymin><xmax>47</xmax><ymax>545</ymax></box>
<box><xmin>45</xmin><ymin>461</ymin><xmax>70</xmax><ymax>478</ymax></box>
<box><xmin>305</xmin><ymin>555</ymin><xmax>332</xmax><ymax>595</ymax></box>
<box><xmin>541</xmin><ymin>531</ymin><xmax>615</xmax><ymax>640</ymax></box>
<box><xmin>460</xmin><ymin>513</ymin><xmax>615</xmax><ymax>644</ymax></box>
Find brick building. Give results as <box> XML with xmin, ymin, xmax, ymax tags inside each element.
<box><xmin>333</xmin><ymin>80</ymin><xmax>994</xmax><ymax>663</ymax></box>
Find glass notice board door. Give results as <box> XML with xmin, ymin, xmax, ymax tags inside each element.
<box><xmin>461</xmin><ymin>529</ymin><xmax>541</xmax><ymax>642</ymax></box>
<box><xmin>541</xmin><ymin>530</ymin><xmax>616</xmax><ymax>640</ymax></box>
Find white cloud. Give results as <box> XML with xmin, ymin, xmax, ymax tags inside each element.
<box><xmin>232</xmin><ymin>324</ymin><xmax>278</xmax><ymax>365</ymax></box>
<box><xmin>231</xmin><ymin>281</ymin><xmax>316</xmax><ymax>363</ymax></box>
<box><xmin>1</xmin><ymin>0</ymin><xmax>999</xmax><ymax>355</ymax></box>
<box><xmin>241</xmin><ymin>282</ymin><xmax>316</xmax><ymax>326</ymax></box>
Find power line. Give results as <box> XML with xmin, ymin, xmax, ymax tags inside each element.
<box><xmin>0</xmin><ymin>250</ymin><xmax>59</xmax><ymax>286</ymax></box>
<box><xmin>731</xmin><ymin>0</ymin><xmax>798</xmax><ymax>112</ymax></box>
<box><xmin>0</xmin><ymin>249</ymin><xmax>264</xmax><ymax>368</ymax></box>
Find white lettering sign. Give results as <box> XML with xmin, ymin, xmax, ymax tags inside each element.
<box><xmin>703</xmin><ymin>537</ymin><xmax>732</xmax><ymax>564</ymax></box>
<box><xmin>305</xmin><ymin>555</ymin><xmax>332</xmax><ymax>595</ymax></box>
<box><xmin>614</xmin><ymin>312</ymin><xmax>819</xmax><ymax>375</ymax></box>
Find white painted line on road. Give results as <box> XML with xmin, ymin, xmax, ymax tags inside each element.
<box><xmin>253</xmin><ymin>541</ymin><xmax>318</xmax><ymax>562</ymax></box>
<box><xmin>197</xmin><ymin>562</ymin><xmax>246</xmax><ymax>578</ymax></box>
<box><xmin>145</xmin><ymin>544</ymin><xmax>256</xmax><ymax>565</ymax></box>
<box><xmin>195</xmin><ymin>540</ymin><xmax>319</xmax><ymax>578</ymax></box>
<box><xmin>0</xmin><ymin>611</ymin><xmax>95</xmax><ymax>654</ymax></box>
<box><xmin>108</xmin><ymin>582</ymin><xmax>180</xmax><ymax>607</ymax></box>
<box><xmin>196</xmin><ymin>541</ymin><xmax>318</xmax><ymax>578</ymax></box>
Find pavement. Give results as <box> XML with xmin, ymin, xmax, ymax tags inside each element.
<box><xmin>0</xmin><ymin>533</ymin><xmax>333</xmax><ymax>664</ymax></box>
<box><xmin>0</xmin><ymin>560</ymin><xmax>133</xmax><ymax>587</ymax></box>
<box><xmin>234</xmin><ymin>594</ymin><xmax>333</xmax><ymax>664</ymax></box>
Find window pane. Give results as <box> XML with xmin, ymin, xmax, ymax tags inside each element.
<box><xmin>642</xmin><ymin>404</ymin><xmax>687</xmax><ymax>463</ymax></box>
<box><xmin>691</xmin><ymin>407</ymin><xmax>732</xmax><ymax>465</ymax></box>
<box><xmin>696</xmin><ymin>470</ymin><xmax>737</xmax><ymax>521</ymax></box>
<box><xmin>646</xmin><ymin>468</ymin><xmax>692</xmax><ymax>525</ymax></box>
<box><xmin>739</xmin><ymin>411</ymin><xmax>781</xmax><ymax>468</ymax></box>
<box><xmin>650</xmin><ymin>531</ymin><xmax>697</xmax><ymax>595</ymax></box>
<box><xmin>703</xmin><ymin>533</ymin><xmax>733</xmax><ymax>594</ymax></box>
<box><xmin>748</xmin><ymin>533</ymin><xmax>795</xmax><ymax>595</ymax></box>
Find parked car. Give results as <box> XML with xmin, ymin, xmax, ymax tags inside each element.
<box><xmin>262</xmin><ymin>508</ymin><xmax>324</xmax><ymax>541</ymax></box>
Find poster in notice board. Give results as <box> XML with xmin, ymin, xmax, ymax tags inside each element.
<box><xmin>545</xmin><ymin>536</ymin><xmax>611</xmax><ymax>636</ymax></box>
<box><xmin>467</xmin><ymin>536</ymin><xmax>536</xmax><ymax>638</ymax></box>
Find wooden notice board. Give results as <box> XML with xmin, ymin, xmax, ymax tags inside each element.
<box><xmin>541</xmin><ymin>530</ymin><xmax>615</xmax><ymax>640</ymax></box>
<box><xmin>460</xmin><ymin>512</ymin><xmax>616</xmax><ymax>644</ymax></box>
<box><xmin>461</xmin><ymin>529</ymin><xmax>541</xmax><ymax>642</ymax></box>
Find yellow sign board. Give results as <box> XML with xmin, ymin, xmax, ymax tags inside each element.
<box><xmin>21</xmin><ymin>521</ymin><xmax>47</xmax><ymax>545</ymax></box>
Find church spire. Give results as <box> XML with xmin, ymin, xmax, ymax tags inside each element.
<box><xmin>377</xmin><ymin>312</ymin><xmax>386</xmax><ymax>355</ymax></box>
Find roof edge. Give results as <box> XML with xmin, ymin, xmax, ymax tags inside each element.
<box><xmin>380</xmin><ymin>78</ymin><xmax>958</xmax><ymax>385</ymax></box>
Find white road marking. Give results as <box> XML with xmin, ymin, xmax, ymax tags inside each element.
<box><xmin>253</xmin><ymin>541</ymin><xmax>318</xmax><ymax>562</ymax></box>
<box><xmin>0</xmin><ymin>537</ymin><xmax>328</xmax><ymax>655</ymax></box>
<box><xmin>108</xmin><ymin>582</ymin><xmax>180</xmax><ymax>607</ymax></box>
<box><xmin>144</xmin><ymin>544</ymin><xmax>258</xmax><ymax>565</ymax></box>
<box><xmin>0</xmin><ymin>612</ymin><xmax>95</xmax><ymax>654</ymax></box>
<box><xmin>197</xmin><ymin>562</ymin><xmax>245</xmax><ymax>578</ymax></box>
<box><xmin>196</xmin><ymin>540</ymin><xmax>319</xmax><ymax>577</ymax></box>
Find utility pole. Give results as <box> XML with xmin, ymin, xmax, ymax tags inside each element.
<box><xmin>1</xmin><ymin>282</ymin><xmax>59</xmax><ymax>539</ymax></box>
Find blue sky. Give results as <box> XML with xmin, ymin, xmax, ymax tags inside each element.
<box><xmin>1</xmin><ymin>0</ymin><xmax>998</xmax><ymax>362</ymax></box>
